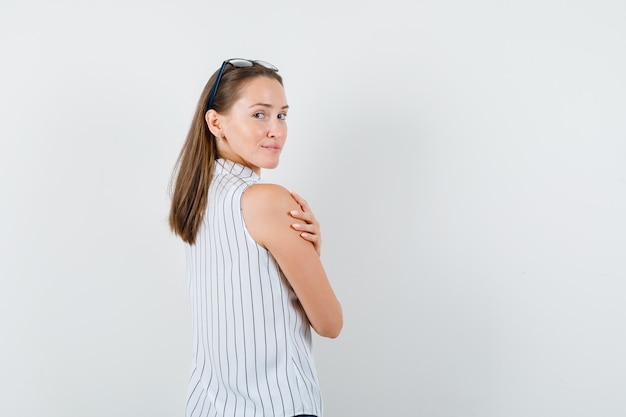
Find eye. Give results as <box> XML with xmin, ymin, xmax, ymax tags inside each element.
<box><xmin>253</xmin><ymin>112</ymin><xmax>265</xmax><ymax>119</ymax></box>
<box><xmin>278</xmin><ymin>113</ymin><xmax>287</xmax><ymax>120</ymax></box>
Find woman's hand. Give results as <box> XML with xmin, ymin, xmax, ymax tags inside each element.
<box><xmin>289</xmin><ymin>191</ymin><xmax>322</xmax><ymax>255</ymax></box>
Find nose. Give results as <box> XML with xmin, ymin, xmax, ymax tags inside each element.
<box><xmin>267</xmin><ymin>117</ymin><xmax>286</xmax><ymax>139</ymax></box>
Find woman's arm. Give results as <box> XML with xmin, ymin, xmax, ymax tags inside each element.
<box><xmin>242</xmin><ymin>184</ymin><xmax>343</xmax><ymax>338</ymax></box>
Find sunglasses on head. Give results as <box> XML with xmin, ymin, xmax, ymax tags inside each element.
<box><xmin>206</xmin><ymin>58</ymin><xmax>279</xmax><ymax>110</ymax></box>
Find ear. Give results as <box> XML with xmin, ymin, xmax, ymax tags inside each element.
<box><xmin>205</xmin><ymin>109</ymin><xmax>222</xmax><ymax>138</ymax></box>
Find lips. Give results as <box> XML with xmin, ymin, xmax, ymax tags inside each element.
<box><xmin>262</xmin><ymin>145</ymin><xmax>282</xmax><ymax>151</ymax></box>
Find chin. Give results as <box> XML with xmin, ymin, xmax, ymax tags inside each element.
<box><xmin>264</xmin><ymin>161</ymin><xmax>280</xmax><ymax>169</ymax></box>
<box><xmin>261</xmin><ymin>156</ymin><xmax>281</xmax><ymax>169</ymax></box>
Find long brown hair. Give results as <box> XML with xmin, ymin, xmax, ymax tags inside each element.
<box><xmin>169</xmin><ymin>62</ymin><xmax>283</xmax><ymax>244</ymax></box>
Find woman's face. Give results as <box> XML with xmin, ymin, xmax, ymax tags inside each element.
<box><xmin>214</xmin><ymin>76</ymin><xmax>288</xmax><ymax>174</ymax></box>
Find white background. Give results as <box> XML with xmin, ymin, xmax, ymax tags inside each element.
<box><xmin>1</xmin><ymin>0</ymin><xmax>625</xmax><ymax>416</ymax></box>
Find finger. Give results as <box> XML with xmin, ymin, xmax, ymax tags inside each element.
<box><xmin>290</xmin><ymin>191</ymin><xmax>311</xmax><ymax>212</ymax></box>
<box><xmin>299</xmin><ymin>232</ymin><xmax>319</xmax><ymax>243</ymax></box>
<box><xmin>298</xmin><ymin>230</ymin><xmax>322</xmax><ymax>255</ymax></box>
<box><xmin>290</xmin><ymin>210</ymin><xmax>315</xmax><ymax>224</ymax></box>
<box><xmin>300</xmin><ymin>232</ymin><xmax>322</xmax><ymax>256</ymax></box>
<box><xmin>291</xmin><ymin>223</ymin><xmax>319</xmax><ymax>234</ymax></box>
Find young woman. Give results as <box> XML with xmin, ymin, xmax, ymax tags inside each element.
<box><xmin>169</xmin><ymin>59</ymin><xmax>342</xmax><ymax>417</ymax></box>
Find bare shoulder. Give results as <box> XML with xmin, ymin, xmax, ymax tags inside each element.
<box><xmin>243</xmin><ymin>183</ymin><xmax>295</xmax><ymax>209</ymax></box>
<box><xmin>242</xmin><ymin>183</ymin><xmax>301</xmax><ymax>248</ymax></box>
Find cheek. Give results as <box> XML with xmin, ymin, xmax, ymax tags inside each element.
<box><xmin>228</xmin><ymin>122</ymin><xmax>253</xmax><ymax>140</ymax></box>
<box><xmin>230</xmin><ymin>125</ymin><xmax>264</xmax><ymax>149</ymax></box>
<box><xmin>276</xmin><ymin>121</ymin><xmax>288</xmax><ymax>137</ymax></box>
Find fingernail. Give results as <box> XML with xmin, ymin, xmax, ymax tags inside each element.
<box><xmin>290</xmin><ymin>210</ymin><xmax>299</xmax><ymax>216</ymax></box>
<box><xmin>292</xmin><ymin>223</ymin><xmax>301</xmax><ymax>229</ymax></box>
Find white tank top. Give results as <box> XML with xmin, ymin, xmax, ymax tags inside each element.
<box><xmin>185</xmin><ymin>159</ymin><xmax>323</xmax><ymax>417</ymax></box>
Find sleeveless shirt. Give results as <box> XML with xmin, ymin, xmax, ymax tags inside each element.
<box><xmin>185</xmin><ymin>159</ymin><xmax>323</xmax><ymax>417</ymax></box>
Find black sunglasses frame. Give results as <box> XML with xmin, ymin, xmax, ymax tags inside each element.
<box><xmin>206</xmin><ymin>58</ymin><xmax>279</xmax><ymax>110</ymax></box>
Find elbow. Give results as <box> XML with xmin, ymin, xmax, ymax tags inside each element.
<box><xmin>315</xmin><ymin>315</ymin><xmax>343</xmax><ymax>339</ymax></box>
<box><xmin>316</xmin><ymin>323</ymin><xmax>342</xmax><ymax>339</ymax></box>
<box><xmin>324</xmin><ymin>323</ymin><xmax>343</xmax><ymax>339</ymax></box>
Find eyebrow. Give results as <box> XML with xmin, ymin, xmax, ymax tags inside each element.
<box><xmin>249</xmin><ymin>103</ymin><xmax>289</xmax><ymax>109</ymax></box>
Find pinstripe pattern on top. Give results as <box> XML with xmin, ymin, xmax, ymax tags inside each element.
<box><xmin>185</xmin><ymin>159</ymin><xmax>322</xmax><ymax>417</ymax></box>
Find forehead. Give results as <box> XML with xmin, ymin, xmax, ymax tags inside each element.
<box><xmin>236</xmin><ymin>76</ymin><xmax>287</xmax><ymax>105</ymax></box>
